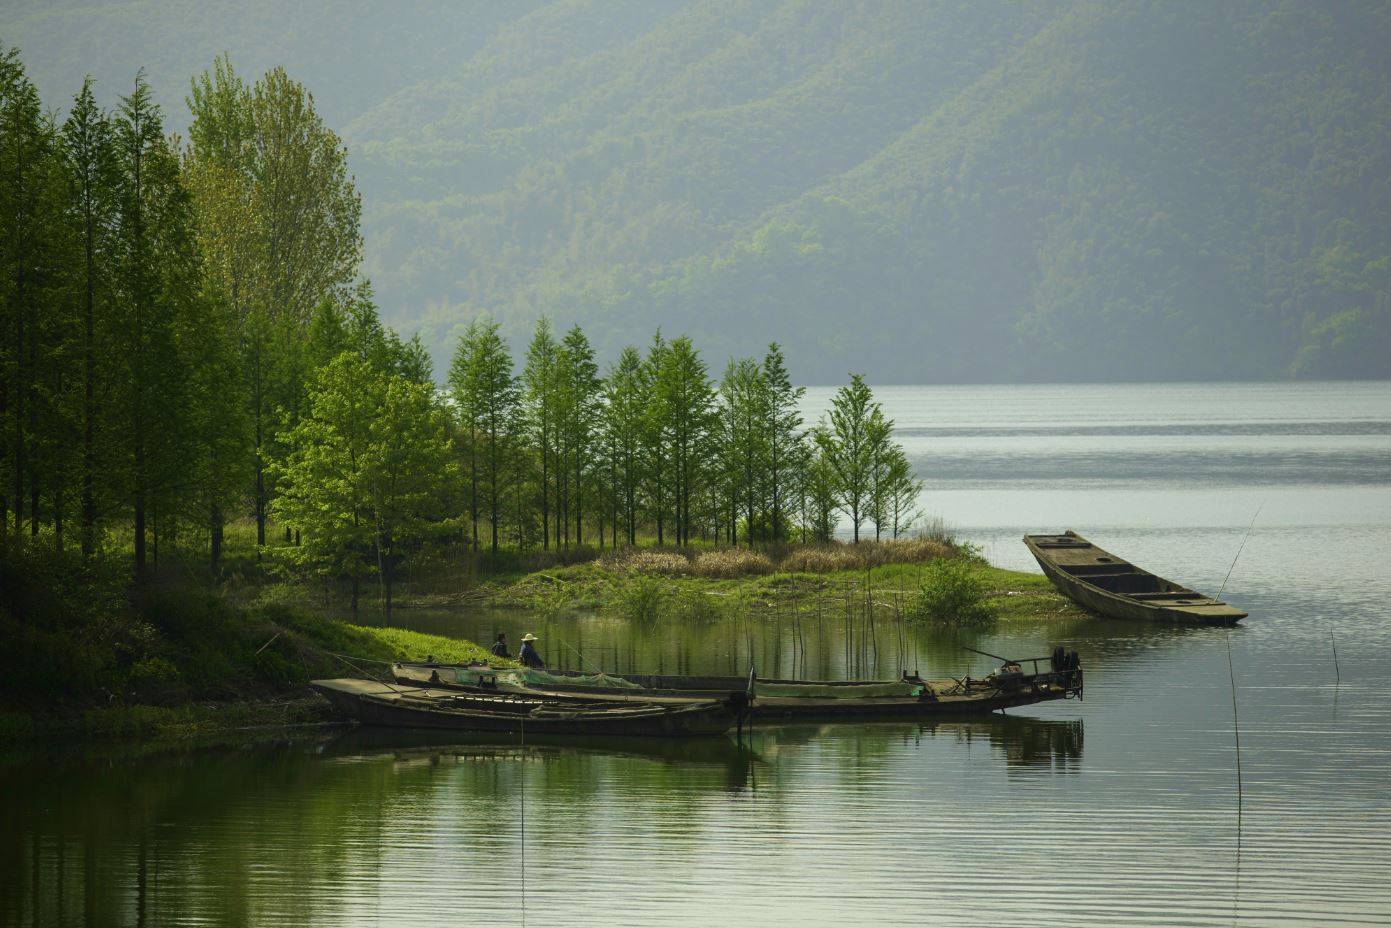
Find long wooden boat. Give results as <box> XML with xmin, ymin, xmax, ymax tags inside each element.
<box><xmin>309</xmin><ymin>678</ymin><xmax>737</xmax><ymax>737</ymax></box>
<box><xmin>1024</xmin><ymin>530</ymin><xmax>1247</xmax><ymax>626</ymax></box>
<box><xmin>392</xmin><ymin>657</ymin><xmax>1084</xmax><ymax>719</ymax></box>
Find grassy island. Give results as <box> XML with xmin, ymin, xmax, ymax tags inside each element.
<box><xmin>1</xmin><ymin>535</ymin><xmax>1086</xmax><ymax>745</ymax></box>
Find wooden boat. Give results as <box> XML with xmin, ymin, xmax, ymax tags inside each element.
<box><xmin>392</xmin><ymin>657</ymin><xmax>1084</xmax><ymax>719</ymax></box>
<box><xmin>309</xmin><ymin>678</ymin><xmax>737</xmax><ymax>737</ymax></box>
<box><xmin>1024</xmin><ymin>530</ymin><xmax>1247</xmax><ymax>626</ymax></box>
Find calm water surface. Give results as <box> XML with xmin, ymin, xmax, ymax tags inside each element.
<box><xmin>5</xmin><ymin>381</ymin><xmax>1391</xmax><ymax>927</ymax></box>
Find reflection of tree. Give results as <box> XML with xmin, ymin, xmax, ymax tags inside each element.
<box><xmin>0</xmin><ymin>731</ymin><xmax>765</xmax><ymax>925</ymax></box>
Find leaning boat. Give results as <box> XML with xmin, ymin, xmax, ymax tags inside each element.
<box><xmin>1024</xmin><ymin>530</ymin><xmax>1247</xmax><ymax>626</ymax></box>
<box><xmin>309</xmin><ymin>678</ymin><xmax>737</xmax><ymax>737</ymax></box>
<box><xmin>392</xmin><ymin>656</ymin><xmax>1083</xmax><ymax>719</ymax></box>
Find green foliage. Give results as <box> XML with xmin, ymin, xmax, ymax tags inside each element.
<box><xmin>909</xmin><ymin>557</ymin><xmax>997</xmax><ymax>629</ymax></box>
<box><xmin>616</xmin><ymin>575</ymin><xmax>667</xmax><ymax>624</ymax></box>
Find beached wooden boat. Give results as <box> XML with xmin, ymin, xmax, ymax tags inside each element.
<box><xmin>392</xmin><ymin>658</ymin><xmax>1084</xmax><ymax>719</ymax></box>
<box><xmin>1024</xmin><ymin>530</ymin><xmax>1247</xmax><ymax>626</ymax></box>
<box><xmin>310</xmin><ymin>678</ymin><xmax>737</xmax><ymax>737</ymax></box>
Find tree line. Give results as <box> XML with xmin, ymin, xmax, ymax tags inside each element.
<box><xmin>0</xmin><ymin>47</ymin><xmax>922</xmax><ymax>606</ymax></box>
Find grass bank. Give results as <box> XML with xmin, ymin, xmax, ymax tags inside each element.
<box><xmin>457</xmin><ymin>542</ymin><xmax>1087</xmax><ymax>626</ymax></box>
<box><xmin>0</xmin><ymin>543</ymin><xmax>505</xmax><ymax>743</ymax></box>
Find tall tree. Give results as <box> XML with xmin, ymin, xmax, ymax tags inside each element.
<box><xmin>718</xmin><ymin>357</ymin><xmax>766</xmax><ymax>547</ymax></box>
<box><xmin>0</xmin><ymin>48</ymin><xmax>63</xmax><ymax>543</ymax></box>
<box><xmin>60</xmin><ymin>78</ymin><xmax>117</xmax><ymax>557</ymax></box>
<box><xmin>819</xmin><ymin>374</ymin><xmax>878</xmax><ymax>543</ymax></box>
<box><xmin>652</xmin><ymin>336</ymin><xmax>715</xmax><ymax>546</ymax></box>
<box><xmin>449</xmin><ymin>319</ymin><xmax>519</xmax><ymax>555</ymax></box>
<box><xmin>521</xmin><ymin>318</ymin><xmax>559</xmax><ymax>550</ymax></box>
<box><xmin>559</xmin><ymin>325</ymin><xmax>600</xmax><ymax>546</ymax></box>
<box><xmin>186</xmin><ymin>56</ymin><xmax>362</xmax><ymax>552</ymax></box>
<box><xmin>761</xmin><ymin>343</ymin><xmax>804</xmax><ymax>543</ymax></box>
<box><xmin>602</xmin><ymin>346</ymin><xmax>646</xmax><ymax>546</ymax></box>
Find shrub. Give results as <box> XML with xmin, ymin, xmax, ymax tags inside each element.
<box><xmin>616</xmin><ymin>576</ymin><xmax>668</xmax><ymax>623</ymax></box>
<box><xmin>691</xmin><ymin>549</ymin><xmax>773</xmax><ymax>578</ymax></box>
<box><xmin>125</xmin><ymin>656</ymin><xmax>186</xmax><ymax>703</ymax></box>
<box><xmin>672</xmin><ymin>588</ymin><xmax>731</xmax><ymax>622</ymax></box>
<box><xmin>909</xmin><ymin>557</ymin><xmax>997</xmax><ymax>628</ymax></box>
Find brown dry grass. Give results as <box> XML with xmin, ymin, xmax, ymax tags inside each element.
<box><xmin>690</xmin><ymin>549</ymin><xmax>774</xmax><ymax>578</ymax></box>
<box><xmin>598</xmin><ymin>538</ymin><xmax>952</xmax><ymax>578</ymax></box>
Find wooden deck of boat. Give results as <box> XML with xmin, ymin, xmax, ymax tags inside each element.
<box><xmin>1024</xmin><ymin>531</ymin><xmax>1247</xmax><ymax>624</ymax></box>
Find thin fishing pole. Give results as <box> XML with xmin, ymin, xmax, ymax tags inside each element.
<box><xmin>519</xmin><ymin>711</ymin><xmax>527</xmax><ymax>928</ymax></box>
<box><xmin>1218</xmin><ymin>502</ymin><xmax>1263</xmax><ymax>600</ymax></box>
<box><xmin>1329</xmin><ymin>627</ymin><xmax>1340</xmax><ymax>685</ymax></box>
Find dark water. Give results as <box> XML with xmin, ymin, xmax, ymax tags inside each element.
<box><xmin>5</xmin><ymin>382</ymin><xmax>1391</xmax><ymax>927</ymax></box>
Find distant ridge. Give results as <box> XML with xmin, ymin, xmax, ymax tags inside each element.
<box><xmin>8</xmin><ymin>0</ymin><xmax>1390</xmax><ymax>381</ymax></box>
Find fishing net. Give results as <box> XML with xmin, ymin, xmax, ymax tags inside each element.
<box><xmin>507</xmin><ymin>668</ymin><xmax>645</xmax><ymax>690</ymax></box>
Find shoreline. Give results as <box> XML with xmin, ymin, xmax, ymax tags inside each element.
<box><xmin>3</xmin><ymin>555</ymin><xmax>1083</xmax><ymax>750</ymax></box>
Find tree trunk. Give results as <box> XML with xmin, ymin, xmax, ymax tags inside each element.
<box><xmin>81</xmin><ymin>190</ymin><xmax>96</xmax><ymax>557</ymax></box>
<box><xmin>210</xmin><ymin>503</ymin><xmax>223</xmax><ymax>574</ymax></box>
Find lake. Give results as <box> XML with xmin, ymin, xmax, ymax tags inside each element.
<box><xmin>5</xmin><ymin>381</ymin><xmax>1390</xmax><ymax>927</ymax></box>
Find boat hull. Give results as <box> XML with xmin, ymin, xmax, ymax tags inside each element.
<box><xmin>310</xmin><ymin>679</ymin><xmax>736</xmax><ymax>737</ymax></box>
<box><xmin>1024</xmin><ymin>531</ymin><xmax>1246</xmax><ymax>626</ymax></box>
<box><xmin>393</xmin><ymin>663</ymin><xmax>1083</xmax><ymax>719</ymax></box>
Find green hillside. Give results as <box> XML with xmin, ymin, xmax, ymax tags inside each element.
<box><xmin>6</xmin><ymin>0</ymin><xmax>1389</xmax><ymax>381</ymax></box>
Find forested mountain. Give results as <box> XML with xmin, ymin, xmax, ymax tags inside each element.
<box><xmin>7</xmin><ymin>0</ymin><xmax>1389</xmax><ymax>382</ymax></box>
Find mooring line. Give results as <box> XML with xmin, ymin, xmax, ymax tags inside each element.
<box><xmin>1218</xmin><ymin>503</ymin><xmax>1263</xmax><ymax>600</ymax></box>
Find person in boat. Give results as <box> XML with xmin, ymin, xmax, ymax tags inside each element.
<box><xmin>518</xmin><ymin>633</ymin><xmax>545</xmax><ymax>669</ymax></box>
<box><xmin>490</xmin><ymin>632</ymin><xmax>510</xmax><ymax>659</ymax></box>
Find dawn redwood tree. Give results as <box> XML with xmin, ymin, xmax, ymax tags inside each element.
<box><xmin>819</xmin><ymin>374</ymin><xmax>878</xmax><ymax>543</ymax></box>
<box><xmin>653</xmin><ymin>336</ymin><xmax>715</xmax><ymax>546</ymax></box>
<box><xmin>559</xmin><ymin>325</ymin><xmax>600</xmax><ymax>546</ymax></box>
<box><xmin>602</xmin><ymin>345</ymin><xmax>646</xmax><ymax>546</ymax></box>
<box><xmin>522</xmin><ymin>318</ymin><xmax>559</xmax><ymax>550</ymax></box>
<box><xmin>718</xmin><ymin>357</ymin><xmax>766</xmax><ymax>547</ymax></box>
<box><xmin>449</xmin><ymin>319</ymin><xmax>519</xmax><ymax>555</ymax></box>
<box><xmin>60</xmin><ymin>79</ymin><xmax>118</xmax><ymax>557</ymax></box>
<box><xmin>0</xmin><ymin>49</ymin><xmax>67</xmax><ymax>544</ymax></box>
<box><xmin>761</xmin><ymin>343</ymin><xmax>804</xmax><ymax>543</ymax></box>
<box><xmin>111</xmin><ymin>73</ymin><xmax>199</xmax><ymax>575</ymax></box>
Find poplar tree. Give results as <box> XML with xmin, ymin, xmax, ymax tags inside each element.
<box><xmin>186</xmin><ymin>56</ymin><xmax>361</xmax><ymax>552</ymax></box>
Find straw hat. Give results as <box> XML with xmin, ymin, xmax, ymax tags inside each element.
<box><xmin>521</xmin><ymin>633</ymin><xmax>539</xmax><ymax>642</ymax></box>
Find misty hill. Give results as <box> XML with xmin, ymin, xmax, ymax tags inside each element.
<box><xmin>7</xmin><ymin>1</ymin><xmax>1390</xmax><ymax>382</ymax></box>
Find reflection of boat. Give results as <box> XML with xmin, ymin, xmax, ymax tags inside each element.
<box><xmin>1024</xmin><ymin>531</ymin><xmax>1247</xmax><ymax>626</ymax></box>
<box><xmin>318</xmin><ymin>725</ymin><xmax>760</xmax><ymax>768</ymax></box>
<box><xmin>309</xmin><ymin>679</ymin><xmax>736</xmax><ymax>737</ymax></box>
<box><xmin>923</xmin><ymin>716</ymin><xmax>1084</xmax><ymax>769</ymax></box>
<box><xmin>392</xmin><ymin>655</ymin><xmax>1083</xmax><ymax>719</ymax></box>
